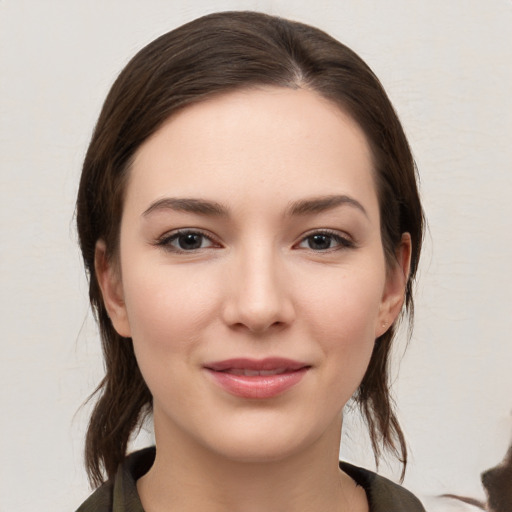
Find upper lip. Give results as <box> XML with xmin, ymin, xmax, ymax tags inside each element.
<box><xmin>204</xmin><ymin>358</ymin><xmax>310</xmax><ymax>372</ymax></box>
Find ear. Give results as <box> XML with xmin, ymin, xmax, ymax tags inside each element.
<box><xmin>375</xmin><ymin>233</ymin><xmax>412</xmax><ymax>338</ymax></box>
<box><xmin>94</xmin><ymin>240</ymin><xmax>131</xmax><ymax>338</ymax></box>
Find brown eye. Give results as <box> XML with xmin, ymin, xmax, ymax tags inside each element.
<box><xmin>307</xmin><ymin>234</ymin><xmax>334</xmax><ymax>250</ymax></box>
<box><xmin>297</xmin><ymin>231</ymin><xmax>354</xmax><ymax>251</ymax></box>
<box><xmin>158</xmin><ymin>230</ymin><xmax>218</xmax><ymax>252</ymax></box>
<box><xmin>176</xmin><ymin>233</ymin><xmax>205</xmax><ymax>250</ymax></box>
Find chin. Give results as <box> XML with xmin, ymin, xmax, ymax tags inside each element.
<box><xmin>207</xmin><ymin>432</ymin><xmax>314</xmax><ymax>464</ymax></box>
<box><xmin>195</xmin><ymin>410</ymin><xmax>341</xmax><ymax>466</ymax></box>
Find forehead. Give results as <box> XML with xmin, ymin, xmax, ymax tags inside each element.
<box><xmin>127</xmin><ymin>87</ymin><xmax>378</xmax><ymax>218</ymax></box>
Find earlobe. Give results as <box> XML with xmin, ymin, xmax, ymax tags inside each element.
<box><xmin>375</xmin><ymin>233</ymin><xmax>412</xmax><ymax>338</ymax></box>
<box><xmin>94</xmin><ymin>240</ymin><xmax>131</xmax><ymax>338</ymax></box>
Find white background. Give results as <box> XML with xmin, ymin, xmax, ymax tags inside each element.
<box><xmin>1</xmin><ymin>1</ymin><xmax>511</xmax><ymax>510</ymax></box>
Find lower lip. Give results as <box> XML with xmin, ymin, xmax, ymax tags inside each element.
<box><xmin>205</xmin><ymin>368</ymin><xmax>309</xmax><ymax>399</ymax></box>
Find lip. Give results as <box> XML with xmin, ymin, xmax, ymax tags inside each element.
<box><xmin>204</xmin><ymin>358</ymin><xmax>310</xmax><ymax>399</ymax></box>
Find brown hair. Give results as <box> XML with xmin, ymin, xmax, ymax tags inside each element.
<box><xmin>76</xmin><ymin>11</ymin><xmax>424</xmax><ymax>487</ymax></box>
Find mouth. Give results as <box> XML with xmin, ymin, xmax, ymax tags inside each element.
<box><xmin>203</xmin><ymin>358</ymin><xmax>311</xmax><ymax>399</ymax></box>
<box><xmin>219</xmin><ymin>368</ymin><xmax>294</xmax><ymax>376</ymax></box>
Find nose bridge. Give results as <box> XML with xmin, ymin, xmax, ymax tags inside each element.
<box><xmin>224</xmin><ymin>238</ymin><xmax>293</xmax><ymax>332</ymax></box>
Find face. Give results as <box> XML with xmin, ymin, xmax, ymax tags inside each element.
<box><xmin>97</xmin><ymin>87</ymin><xmax>408</xmax><ymax>463</ymax></box>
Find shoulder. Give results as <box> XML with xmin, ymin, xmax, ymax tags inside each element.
<box><xmin>340</xmin><ymin>461</ymin><xmax>426</xmax><ymax>512</ymax></box>
<box><xmin>75</xmin><ymin>480</ymin><xmax>114</xmax><ymax>512</ymax></box>
<box><xmin>75</xmin><ymin>447</ymin><xmax>155</xmax><ymax>512</ymax></box>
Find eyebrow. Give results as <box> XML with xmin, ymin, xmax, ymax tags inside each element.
<box><xmin>286</xmin><ymin>195</ymin><xmax>368</xmax><ymax>218</ymax></box>
<box><xmin>142</xmin><ymin>197</ymin><xmax>228</xmax><ymax>217</ymax></box>
<box><xmin>142</xmin><ymin>194</ymin><xmax>368</xmax><ymax>219</ymax></box>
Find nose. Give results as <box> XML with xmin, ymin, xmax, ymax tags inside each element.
<box><xmin>222</xmin><ymin>245</ymin><xmax>295</xmax><ymax>333</ymax></box>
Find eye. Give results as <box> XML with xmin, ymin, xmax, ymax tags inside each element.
<box><xmin>157</xmin><ymin>230</ymin><xmax>219</xmax><ymax>252</ymax></box>
<box><xmin>296</xmin><ymin>231</ymin><xmax>354</xmax><ymax>251</ymax></box>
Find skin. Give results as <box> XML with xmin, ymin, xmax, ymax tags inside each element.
<box><xmin>96</xmin><ymin>87</ymin><xmax>411</xmax><ymax>512</ymax></box>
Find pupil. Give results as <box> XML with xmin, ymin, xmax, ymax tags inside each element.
<box><xmin>310</xmin><ymin>234</ymin><xmax>331</xmax><ymax>250</ymax></box>
<box><xmin>179</xmin><ymin>233</ymin><xmax>202</xmax><ymax>250</ymax></box>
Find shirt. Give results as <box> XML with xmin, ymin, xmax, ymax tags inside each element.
<box><xmin>76</xmin><ymin>446</ymin><xmax>426</xmax><ymax>512</ymax></box>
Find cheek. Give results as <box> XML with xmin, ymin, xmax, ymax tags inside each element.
<box><xmin>300</xmin><ymin>263</ymin><xmax>385</xmax><ymax>340</ymax></box>
<box><xmin>121</xmin><ymin>263</ymin><xmax>220</xmax><ymax>362</ymax></box>
<box><xmin>298</xmin><ymin>266</ymin><xmax>384</xmax><ymax>387</ymax></box>
<box><xmin>119</xmin><ymin>265</ymin><xmax>224</xmax><ymax>413</ymax></box>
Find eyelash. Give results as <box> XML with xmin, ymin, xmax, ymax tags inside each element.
<box><xmin>295</xmin><ymin>229</ymin><xmax>355</xmax><ymax>252</ymax></box>
<box><xmin>155</xmin><ymin>229</ymin><xmax>220</xmax><ymax>253</ymax></box>
<box><xmin>155</xmin><ymin>229</ymin><xmax>355</xmax><ymax>253</ymax></box>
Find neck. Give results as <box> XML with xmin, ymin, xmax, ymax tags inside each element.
<box><xmin>137</xmin><ymin>414</ymin><xmax>367</xmax><ymax>512</ymax></box>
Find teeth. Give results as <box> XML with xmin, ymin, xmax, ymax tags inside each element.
<box><xmin>259</xmin><ymin>369</ymin><xmax>286</xmax><ymax>376</ymax></box>
<box><xmin>243</xmin><ymin>369</ymin><xmax>261</xmax><ymax>376</ymax></box>
<box><xmin>225</xmin><ymin>368</ymin><xmax>288</xmax><ymax>376</ymax></box>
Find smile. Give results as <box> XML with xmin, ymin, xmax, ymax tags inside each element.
<box><xmin>204</xmin><ymin>358</ymin><xmax>310</xmax><ymax>399</ymax></box>
<box><xmin>222</xmin><ymin>368</ymin><xmax>289</xmax><ymax>376</ymax></box>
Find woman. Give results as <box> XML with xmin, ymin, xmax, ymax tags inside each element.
<box><xmin>75</xmin><ymin>11</ymin><xmax>425</xmax><ymax>512</ymax></box>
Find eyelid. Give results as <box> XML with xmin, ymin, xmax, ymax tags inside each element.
<box><xmin>294</xmin><ymin>228</ymin><xmax>356</xmax><ymax>250</ymax></box>
<box><xmin>155</xmin><ymin>228</ymin><xmax>222</xmax><ymax>252</ymax></box>
<box><xmin>153</xmin><ymin>227</ymin><xmax>355</xmax><ymax>253</ymax></box>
